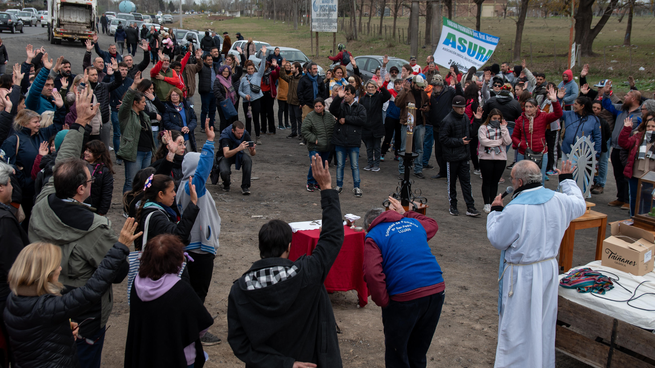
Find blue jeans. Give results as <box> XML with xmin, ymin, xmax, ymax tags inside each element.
<box><xmin>335</xmin><ymin>146</ymin><xmax>360</xmax><ymax>188</ymax></box>
<box><xmin>123</xmin><ymin>151</ymin><xmax>153</xmax><ymax>193</ymax></box>
<box><xmin>422</xmin><ymin>124</ymin><xmax>434</xmax><ymax>167</ymax></box>
<box><xmin>76</xmin><ymin>326</ymin><xmax>106</xmax><ymax>368</ymax></box>
<box><xmin>307</xmin><ymin>151</ymin><xmax>330</xmax><ymax>185</ymax></box>
<box><xmin>594</xmin><ymin>140</ymin><xmax>610</xmax><ymax>187</ymax></box>
<box><xmin>200</xmin><ymin>92</ymin><xmax>216</xmax><ymax>128</ymax></box>
<box><xmin>362</xmin><ymin>137</ymin><xmax>382</xmax><ymax>167</ymax></box>
<box><xmin>111</xmin><ymin>111</ymin><xmax>121</xmax><ymax>158</ymax></box>
<box><xmin>517</xmin><ymin>152</ymin><xmax>548</xmax><ymax>184</ymax></box>
<box><xmin>399</xmin><ymin>124</ymin><xmax>425</xmax><ymax>174</ymax></box>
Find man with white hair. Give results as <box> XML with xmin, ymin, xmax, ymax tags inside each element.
<box><xmin>486</xmin><ymin>159</ymin><xmax>586</xmax><ymax>368</ymax></box>
<box><xmin>150</xmin><ymin>53</ymin><xmax>179</xmax><ymax>101</ymax></box>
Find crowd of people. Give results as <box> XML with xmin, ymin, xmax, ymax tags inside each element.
<box><xmin>0</xmin><ymin>24</ymin><xmax>652</xmax><ymax>368</ymax></box>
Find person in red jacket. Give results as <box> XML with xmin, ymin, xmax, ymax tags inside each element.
<box><xmin>363</xmin><ymin>196</ymin><xmax>445</xmax><ymax>368</ymax></box>
<box><xmin>618</xmin><ymin>112</ymin><xmax>655</xmax><ymax>216</ymax></box>
<box><xmin>328</xmin><ymin>44</ymin><xmax>353</xmax><ymax>66</ymax></box>
<box><xmin>511</xmin><ymin>85</ymin><xmax>563</xmax><ymax>182</ymax></box>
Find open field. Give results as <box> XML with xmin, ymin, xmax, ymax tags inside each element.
<box><xmin>179</xmin><ymin>14</ymin><xmax>655</xmax><ymax>95</ymax></box>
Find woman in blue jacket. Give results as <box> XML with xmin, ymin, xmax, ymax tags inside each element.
<box><xmin>162</xmin><ymin>88</ymin><xmax>198</xmax><ymax>152</ymax></box>
<box><xmin>238</xmin><ymin>49</ymin><xmax>267</xmax><ymax>143</ymax></box>
<box><xmin>114</xmin><ymin>24</ymin><xmax>127</xmax><ymax>54</ymax></box>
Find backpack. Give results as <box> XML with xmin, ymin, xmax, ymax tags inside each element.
<box><xmin>342</xmin><ymin>51</ymin><xmax>351</xmax><ymax>65</ymax></box>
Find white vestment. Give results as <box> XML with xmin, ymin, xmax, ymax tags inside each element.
<box><xmin>486</xmin><ymin>180</ymin><xmax>586</xmax><ymax>368</ymax></box>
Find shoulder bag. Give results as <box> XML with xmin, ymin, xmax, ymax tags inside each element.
<box><xmin>523</xmin><ymin>118</ymin><xmax>544</xmax><ymax>168</ymax></box>
<box><xmin>218</xmin><ymin>86</ymin><xmax>238</xmax><ymax>120</ymax></box>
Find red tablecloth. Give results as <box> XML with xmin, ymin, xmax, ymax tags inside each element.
<box><xmin>289</xmin><ymin>226</ymin><xmax>369</xmax><ymax>307</ymax></box>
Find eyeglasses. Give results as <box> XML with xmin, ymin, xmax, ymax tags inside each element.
<box><xmin>493</xmin><ymin>84</ymin><xmax>503</xmax><ymax>87</ymax></box>
<box><xmin>86</xmin><ymin>177</ymin><xmax>95</xmax><ymax>184</ymax></box>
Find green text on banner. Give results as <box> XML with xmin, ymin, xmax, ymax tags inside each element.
<box><xmin>433</xmin><ymin>17</ymin><xmax>500</xmax><ymax>71</ymax></box>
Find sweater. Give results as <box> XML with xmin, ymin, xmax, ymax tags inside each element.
<box><xmin>478</xmin><ymin>124</ymin><xmax>512</xmax><ymax>161</ymax></box>
<box><xmin>177</xmin><ymin>141</ymin><xmax>221</xmax><ymax>254</ymax></box>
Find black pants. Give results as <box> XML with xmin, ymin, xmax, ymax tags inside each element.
<box><xmin>277</xmin><ymin>100</ymin><xmax>288</xmax><ymax>128</ymax></box>
<box><xmin>447</xmin><ymin>160</ymin><xmax>475</xmax><ymax>209</ymax></box>
<box><xmin>289</xmin><ymin>104</ymin><xmax>302</xmax><ymax>135</ymax></box>
<box><xmin>479</xmin><ymin>159</ymin><xmax>506</xmax><ymax>204</ymax></box>
<box><xmin>469</xmin><ymin>136</ymin><xmax>479</xmax><ymax>170</ymax></box>
<box><xmin>127</xmin><ymin>42</ymin><xmax>137</xmax><ymax>56</ymax></box>
<box><xmin>101</xmin><ymin>23</ymin><xmax>107</xmax><ymax>34</ymax></box>
<box><xmin>260</xmin><ymin>91</ymin><xmax>275</xmax><ymax>134</ymax></box>
<box><xmin>611</xmin><ymin>148</ymin><xmax>629</xmax><ymax>203</ymax></box>
<box><xmin>434</xmin><ymin>131</ymin><xmax>447</xmax><ymax>176</ymax></box>
<box><xmin>381</xmin><ymin>116</ymin><xmax>401</xmax><ymax>156</ymax></box>
<box><xmin>545</xmin><ymin>129</ymin><xmax>560</xmax><ymax>171</ymax></box>
<box><xmin>186</xmin><ymin>252</ymin><xmax>215</xmax><ymax>304</ymax></box>
<box><xmin>243</xmin><ymin>99</ymin><xmax>261</xmax><ymax>137</ymax></box>
<box><xmin>219</xmin><ymin>154</ymin><xmax>252</xmax><ymax>190</ymax></box>
<box><xmin>382</xmin><ymin>292</ymin><xmax>445</xmax><ymax>368</ymax></box>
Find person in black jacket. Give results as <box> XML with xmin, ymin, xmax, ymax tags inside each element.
<box><xmin>197</xmin><ymin>54</ymin><xmax>219</xmax><ymax>130</ymax></box>
<box><xmin>440</xmin><ymin>96</ymin><xmax>480</xmax><ymax>217</ymax></box>
<box><xmin>4</xmin><ymin>220</ymin><xmax>139</xmax><ymax>368</ymax></box>
<box><xmin>0</xmin><ymin>38</ymin><xmax>8</xmax><ymax>75</ymax></box>
<box><xmin>134</xmin><ymin>174</ymin><xmax>199</xmax><ymax>250</ymax></box>
<box><xmin>591</xmin><ymin>101</ymin><xmax>612</xmax><ymax>195</ymax></box>
<box><xmin>228</xmin><ymin>155</ymin><xmax>344</xmax><ymax>368</ymax></box>
<box><xmin>427</xmin><ymin>74</ymin><xmax>463</xmax><ymax>178</ymax></box>
<box><xmin>0</xmin><ymin>161</ymin><xmax>28</xmax><ymax>365</ymax></box>
<box><xmin>152</xmin><ymin>130</ymin><xmax>185</xmax><ymax>191</ymax></box>
<box><xmin>329</xmin><ymin>84</ymin><xmax>367</xmax><ymax>197</ymax></box>
<box><xmin>482</xmin><ymin>89</ymin><xmax>522</xmax><ymax>168</ymax></box>
<box><xmin>124</xmin><ymin>40</ymin><xmax>150</xmax><ymax>79</ymax></box>
<box><xmin>360</xmin><ymin>80</ymin><xmax>391</xmax><ymax>172</ymax></box>
<box><xmin>82</xmin><ymin>140</ymin><xmax>114</xmax><ymax>216</ymax></box>
<box><xmin>125</xmin><ymin>24</ymin><xmax>139</xmax><ymax>57</ymax></box>
<box><xmin>297</xmin><ymin>62</ymin><xmax>326</xmax><ymax>122</ymax></box>
<box><xmin>200</xmin><ymin>31</ymin><xmax>214</xmax><ymax>53</ymax></box>
<box><xmin>140</xmin><ymin>24</ymin><xmax>148</xmax><ymax>40</ymax></box>
<box><xmin>162</xmin><ymin>88</ymin><xmax>198</xmax><ymax>152</ymax></box>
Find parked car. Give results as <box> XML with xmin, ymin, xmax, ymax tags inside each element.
<box><xmin>17</xmin><ymin>11</ymin><xmax>37</xmax><ymax>27</ymax></box>
<box><xmin>176</xmin><ymin>29</ymin><xmax>219</xmax><ymax>52</ymax></box>
<box><xmin>109</xmin><ymin>18</ymin><xmax>127</xmax><ymax>35</ymax></box>
<box><xmin>335</xmin><ymin>55</ymin><xmax>409</xmax><ymax>82</ymax></box>
<box><xmin>141</xmin><ymin>14</ymin><xmax>151</xmax><ymax>22</ymax></box>
<box><xmin>163</xmin><ymin>14</ymin><xmax>173</xmax><ymax>23</ymax></box>
<box><xmin>37</xmin><ymin>10</ymin><xmax>48</xmax><ymax>27</ymax></box>
<box><xmin>21</xmin><ymin>7</ymin><xmax>38</xmax><ymax>18</ymax></box>
<box><xmin>0</xmin><ymin>12</ymin><xmax>23</xmax><ymax>33</ymax></box>
<box><xmin>143</xmin><ymin>22</ymin><xmax>161</xmax><ymax>32</ymax></box>
<box><xmin>228</xmin><ymin>39</ymin><xmax>270</xmax><ymax>60</ymax></box>
<box><xmin>116</xmin><ymin>13</ymin><xmax>135</xmax><ymax>21</ymax></box>
<box><xmin>131</xmin><ymin>12</ymin><xmax>143</xmax><ymax>20</ymax></box>
<box><xmin>4</xmin><ymin>9</ymin><xmax>20</xmax><ymax>17</ymax></box>
<box><xmin>255</xmin><ymin>46</ymin><xmax>325</xmax><ymax>77</ymax></box>
<box><xmin>105</xmin><ymin>11</ymin><xmax>116</xmax><ymax>18</ymax></box>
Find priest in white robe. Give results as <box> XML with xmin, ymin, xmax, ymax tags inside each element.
<box><xmin>486</xmin><ymin>160</ymin><xmax>586</xmax><ymax>368</ymax></box>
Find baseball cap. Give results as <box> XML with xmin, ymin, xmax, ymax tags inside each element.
<box><xmin>389</xmin><ymin>66</ymin><xmax>399</xmax><ymax>73</ymax></box>
<box><xmin>594</xmin><ymin>79</ymin><xmax>608</xmax><ymax>87</ymax></box>
<box><xmin>410</xmin><ymin>56</ymin><xmax>417</xmax><ymax>60</ymax></box>
<box><xmin>452</xmin><ymin>95</ymin><xmax>466</xmax><ymax>107</ymax></box>
<box><xmin>223</xmin><ymin>31</ymin><xmax>229</xmax><ymax>35</ymax></box>
<box><xmin>413</xmin><ymin>75</ymin><xmax>427</xmax><ymax>88</ymax></box>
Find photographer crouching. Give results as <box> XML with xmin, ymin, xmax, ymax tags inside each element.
<box><xmin>216</xmin><ymin>121</ymin><xmax>256</xmax><ymax>195</ymax></box>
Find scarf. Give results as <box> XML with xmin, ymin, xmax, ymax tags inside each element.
<box><xmin>638</xmin><ymin>131</ymin><xmax>655</xmax><ymax>160</ymax></box>
<box><xmin>219</xmin><ymin>125</ymin><xmax>245</xmax><ymax>170</ymax></box>
<box><xmin>485</xmin><ymin>120</ymin><xmax>502</xmax><ymax>155</ymax></box>
<box><xmin>145</xmin><ymin>201</ymin><xmax>180</xmax><ymax>222</ymax></box>
<box><xmin>217</xmin><ymin>66</ymin><xmax>236</xmax><ymax>104</ymax></box>
<box><xmin>306</xmin><ymin>73</ymin><xmax>318</xmax><ymax>100</ymax></box>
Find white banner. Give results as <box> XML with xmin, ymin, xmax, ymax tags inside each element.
<box><xmin>433</xmin><ymin>17</ymin><xmax>500</xmax><ymax>71</ymax></box>
<box><xmin>311</xmin><ymin>0</ymin><xmax>338</xmax><ymax>33</ymax></box>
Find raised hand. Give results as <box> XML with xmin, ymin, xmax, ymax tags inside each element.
<box><xmin>557</xmin><ymin>87</ymin><xmax>566</xmax><ymax>100</ymax></box>
<box><xmin>60</xmin><ymin>77</ymin><xmax>69</xmax><ymax>90</ymax></box>
<box><xmin>12</xmin><ymin>63</ymin><xmax>23</xmax><ymax>86</ymax></box>
<box><xmin>131</xmin><ymin>71</ymin><xmax>142</xmax><ymax>89</ymax></box>
<box><xmin>547</xmin><ymin>85</ymin><xmax>557</xmax><ymax>101</ymax></box>
<box><xmin>271</xmin><ymin>58</ymin><xmax>277</xmax><ymax>67</ymax></box>
<box><xmin>205</xmin><ymin>119</ymin><xmax>215</xmax><ymax>141</ymax></box>
<box><xmin>25</xmin><ymin>44</ymin><xmax>36</xmax><ymax>61</ymax></box>
<box><xmin>158</xmin><ymin>49</ymin><xmax>164</xmax><ymax>61</ymax></box>
<box><xmin>53</xmin><ymin>56</ymin><xmax>64</xmax><ymax>73</ymax></box>
<box><xmin>52</xmin><ymin>90</ymin><xmax>64</xmax><ymax>108</ymax></box>
<box><xmin>236</xmin><ymin>46</ymin><xmax>242</xmax><ymax>54</ymax></box>
<box><xmin>38</xmin><ymin>141</ymin><xmax>49</xmax><ymax>156</ymax></box>
<box><xmin>42</xmin><ymin>53</ymin><xmax>52</xmax><ymax>70</ymax></box>
<box><xmin>387</xmin><ymin>196</ymin><xmax>405</xmax><ymax>215</ymax></box>
<box><xmin>580</xmin><ymin>83</ymin><xmax>590</xmax><ymax>95</ymax></box>
<box><xmin>189</xmin><ymin>178</ymin><xmax>198</xmax><ymax>205</ymax></box>
<box><xmin>581</xmin><ymin>64</ymin><xmax>589</xmax><ymax>78</ymax></box>
<box><xmin>350</xmin><ymin>58</ymin><xmax>357</xmax><ymax>68</ymax></box>
<box><xmin>521</xmin><ymin>59</ymin><xmax>526</xmax><ymax>69</ymax></box>
<box><xmin>624</xmin><ymin>117</ymin><xmax>633</xmax><ymax>129</ymax></box>
<box><xmin>74</xmin><ymin>84</ymin><xmax>99</xmax><ymax>126</ymax></box>
<box><xmin>110</xmin><ymin>58</ymin><xmax>118</xmax><ymax>71</ymax></box>
<box><xmin>377</xmin><ymin>78</ymin><xmax>384</xmax><ymax>88</ymax></box>
<box><xmin>118</xmin><ymin>217</ymin><xmax>143</xmax><ymax>246</ymax></box>
<box><xmin>85</xmin><ymin>39</ymin><xmax>94</xmax><ymax>52</ymax></box>
<box><xmin>556</xmin><ymin>160</ymin><xmax>576</xmax><ymax>176</ymax></box>
<box><xmin>384</xmin><ymin>73</ymin><xmax>390</xmax><ymax>82</ymax></box>
<box><xmin>195</xmin><ymin>49</ymin><xmax>203</xmax><ymax>59</ymax></box>
<box><xmin>473</xmin><ymin>106</ymin><xmax>483</xmax><ymax>120</ymax></box>
<box><xmin>337</xmin><ymin>87</ymin><xmax>345</xmax><ymax>98</ymax></box>
<box><xmin>310</xmin><ymin>153</ymin><xmax>332</xmax><ymax>190</ymax></box>
<box><xmin>382</xmin><ymin>54</ymin><xmax>389</xmax><ymax>65</ymax></box>
<box><xmin>260</xmin><ymin>45</ymin><xmax>267</xmax><ymax>54</ymax></box>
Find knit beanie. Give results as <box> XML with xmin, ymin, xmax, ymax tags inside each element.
<box><xmin>54</xmin><ymin>130</ymin><xmax>69</xmax><ymax>151</ymax></box>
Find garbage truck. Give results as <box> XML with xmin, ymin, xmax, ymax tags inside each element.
<box><xmin>47</xmin><ymin>0</ymin><xmax>97</xmax><ymax>44</ymax></box>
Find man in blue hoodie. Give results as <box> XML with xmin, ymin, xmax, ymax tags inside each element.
<box><xmin>557</xmin><ymin>69</ymin><xmax>579</xmax><ymax>110</ymax></box>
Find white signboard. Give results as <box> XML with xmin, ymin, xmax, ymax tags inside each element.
<box><xmin>433</xmin><ymin>17</ymin><xmax>500</xmax><ymax>71</ymax></box>
<box><xmin>311</xmin><ymin>0</ymin><xmax>338</xmax><ymax>33</ymax></box>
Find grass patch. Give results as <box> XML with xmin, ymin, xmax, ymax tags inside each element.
<box><xmin>177</xmin><ymin>14</ymin><xmax>655</xmax><ymax>95</ymax></box>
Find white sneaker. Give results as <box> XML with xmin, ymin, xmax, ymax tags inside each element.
<box><xmin>483</xmin><ymin>204</ymin><xmax>491</xmax><ymax>213</ymax></box>
<box><xmin>473</xmin><ymin>169</ymin><xmax>481</xmax><ymax>176</ymax></box>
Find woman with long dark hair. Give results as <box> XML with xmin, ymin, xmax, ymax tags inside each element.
<box><xmin>83</xmin><ymin>140</ymin><xmax>114</xmax><ymax>216</ymax></box>
<box><xmin>136</xmin><ymin>79</ymin><xmax>167</xmax><ymax>148</ymax></box>
<box><xmin>214</xmin><ymin>65</ymin><xmax>240</xmax><ymax>132</ymax></box>
<box><xmin>162</xmin><ymin>88</ymin><xmax>198</xmax><ymax>152</ymax></box>
<box><xmin>123</xmin><ymin>167</ymin><xmax>156</xmax><ymax>218</ymax></box>
<box><xmin>478</xmin><ymin>108</ymin><xmax>512</xmax><ymax>213</ymax></box>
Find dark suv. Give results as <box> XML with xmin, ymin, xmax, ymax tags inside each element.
<box><xmin>0</xmin><ymin>13</ymin><xmax>24</xmax><ymax>34</ymax></box>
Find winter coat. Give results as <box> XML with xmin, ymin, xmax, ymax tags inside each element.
<box><xmin>328</xmin><ymin>96</ymin><xmax>367</xmax><ymax>148</ymax></box>
<box><xmin>114</xmin><ymin>26</ymin><xmax>127</xmax><ymax>42</ymax></box>
<box><xmin>0</xmin><ymin>203</ymin><xmax>28</xmax><ymax>303</ymax></box>
<box><xmin>618</xmin><ymin>126</ymin><xmax>644</xmax><ymax>179</ymax></box>
<box><xmin>0</xmin><ymin>44</ymin><xmax>8</xmax><ymax>64</ymax></box>
<box><xmin>228</xmin><ymin>190</ymin><xmax>344</xmax><ymax>368</ymax></box>
<box><xmin>197</xmin><ymin>58</ymin><xmax>220</xmax><ymax>95</ymax></box>
<box><xmin>428</xmin><ymin>85</ymin><xmax>463</xmax><ymax>130</ymax></box>
<box><xmin>25</xmin><ymin>66</ymin><xmax>56</xmax><ymax>114</ymax></box>
<box><xmin>560</xmin><ymin>111</ymin><xmax>602</xmax><ymax>157</ymax></box>
<box><xmin>301</xmin><ymin>110</ymin><xmax>337</xmax><ymax>152</ymax></box>
<box><xmin>182</xmin><ymin>54</ymin><xmax>203</xmax><ymax>98</ymax></box>
<box><xmin>244</xmin><ymin>42</ymin><xmax>256</xmax><ymax>60</ymax></box>
<box><xmin>297</xmin><ymin>73</ymin><xmax>326</xmax><ymax>108</ymax></box>
<box><xmin>83</xmin><ymin>163</ymin><xmax>113</xmax><ymax>216</ymax></box>
<box><xmin>0</xmin><ymin>110</ymin><xmax>13</xmax><ymax>147</ymax></box>
<box><xmin>86</xmin><ymin>71</ymin><xmax>124</xmax><ymax>125</ymax></box>
<box><xmin>277</xmin><ymin>72</ymin><xmax>289</xmax><ymax>101</ymax></box>
<box><xmin>140</xmin><ymin>26</ymin><xmax>148</xmax><ymax>39</ymax></box>
<box><xmin>603</xmin><ymin>97</ymin><xmax>642</xmax><ymax>149</ymax></box>
<box><xmin>94</xmin><ymin>41</ymin><xmax>123</xmax><ymax>63</ymax></box>
<box><xmin>162</xmin><ymin>101</ymin><xmax>198</xmax><ymax>152</ymax></box>
<box><xmin>440</xmin><ymin>111</ymin><xmax>477</xmax><ymax>162</ymax></box>
<box><xmin>151</xmin><ymin>155</ymin><xmax>184</xmax><ymax>191</ymax></box>
<box><xmin>512</xmin><ymin>100</ymin><xmax>563</xmax><ymax>155</ymax></box>
<box><xmin>117</xmin><ymin>88</ymin><xmax>155</xmax><ymax>162</ymax></box>
<box><xmin>201</xmin><ymin>35</ymin><xmax>214</xmax><ymax>51</ymax></box>
<box><xmin>238</xmin><ymin>57</ymin><xmax>267</xmax><ymax>102</ymax></box>
<box><xmin>279</xmin><ymin>68</ymin><xmax>302</xmax><ymax>106</ymax></box>
<box><xmin>360</xmin><ymin>88</ymin><xmax>391</xmax><ymax>139</ymax></box>
<box><xmin>150</xmin><ymin>62</ymin><xmax>178</xmax><ymax>101</ymax></box>
<box><xmin>557</xmin><ymin>70</ymin><xmax>579</xmax><ymax>107</ymax></box>
<box><xmin>135</xmin><ymin>201</ymin><xmax>199</xmax><ymax>249</ymax></box>
<box><xmin>260</xmin><ymin>65</ymin><xmax>280</xmax><ymax>98</ymax></box>
<box><xmin>482</xmin><ymin>93</ymin><xmax>522</xmax><ymax>129</ymax></box>
<box><xmin>126</xmin><ymin>26</ymin><xmax>139</xmax><ymax>44</ymax></box>
<box><xmin>395</xmin><ymin>88</ymin><xmax>430</xmax><ymax>126</ymax></box>
<box><xmin>4</xmin><ymin>242</ymin><xmax>129</xmax><ymax>368</ymax></box>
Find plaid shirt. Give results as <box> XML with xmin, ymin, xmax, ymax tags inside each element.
<box><xmin>245</xmin><ymin>265</ymin><xmax>299</xmax><ymax>290</ymax></box>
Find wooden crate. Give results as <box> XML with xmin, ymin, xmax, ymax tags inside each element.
<box><xmin>556</xmin><ymin>296</ymin><xmax>655</xmax><ymax>368</ymax></box>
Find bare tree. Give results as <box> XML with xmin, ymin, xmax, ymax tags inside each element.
<box><xmin>512</xmin><ymin>0</ymin><xmax>530</xmax><ymax>60</ymax></box>
<box><xmin>351</xmin><ymin>0</ymin><xmax>358</xmax><ymax>39</ymax></box>
<box><xmin>424</xmin><ymin>2</ymin><xmax>432</xmax><ymax>45</ymax></box>
<box><xmin>445</xmin><ymin>0</ymin><xmax>453</xmax><ymax>18</ymax></box>
<box><xmin>623</xmin><ymin>0</ymin><xmax>634</xmax><ymax>45</ymax></box>
<box><xmin>392</xmin><ymin>0</ymin><xmax>402</xmax><ymax>37</ymax></box>
<box><xmin>378</xmin><ymin>0</ymin><xmax>386</xmax><ymax>34</ymax></box>
<box><xmin>474</xmin><ymin>0</ymin><xmax>484</xmax><ymax>31</ymax></box>
<box><xmin>367</xmin><ymin>0</ymin><xmax>374</xmax><ymax>34</ymax></box>
<box><xmin>359</xmin><ymin>0</ymin><xmax>364</xmax><ymax>32</ymax></box>
<box><xmin>574</xmin><ymin>0</ymin><xmax>619</xmax><ymax>56</ymax></box>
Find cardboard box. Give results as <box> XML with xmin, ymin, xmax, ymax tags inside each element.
<box><xmin>602</xmin><ymin>222</ymin><xmax>655</xmax><ymax>276</ymax></box>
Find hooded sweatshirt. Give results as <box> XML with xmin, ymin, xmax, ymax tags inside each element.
<box><xmin>177</xmin><ymin>140</ymin><xmax>221</xmax><ymax>254</ymax></box>
<box><xmin>557</xmin><ymin>70</ymin><xmax>579</xmax><ymax>107</ymax></box>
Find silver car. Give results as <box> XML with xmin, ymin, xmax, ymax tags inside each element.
<box><xmin>228</xmin><ymin>39</ymin><xmax>270</xmax><ymax>60</ymax></box>
<box><xmin>257</xmin><ymin>46</ymin><xmax>325</xmax><ymax>77</ymax></box>
<box><xmin>17</xmin><ymin>11</ymin><xmax>37</xmax><ymax>27</ymax></box>
<box><xmin>109</xmin><ymin>18</ymin><xmax>127</xmax><ymax>36</ymax></box>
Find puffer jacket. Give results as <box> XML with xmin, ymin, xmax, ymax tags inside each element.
<box><xmin>4</xmin><ymin>242</ymin><xmax>130</xmax><ymax>368</ymax></box>
<box><xmin>83</xmin><ymin>162</ymin><xmax>114</xmax><ymax>216</ymax></box>
<box><xmin>201</xmin><ymin>35</ymin><xmax>215</xmax><ymax>51</ymax></box>
<box><xmin>328</xmin><ymin>95</ymin><xmax>367</xmax><ymax>147</ymax></box>
<box><xmin>618</xmin><ymin>126</ymin><xmax>643</xmax><ymax>179</ymax></box>
<box><xmin>512</xmin><ymin>100</ymin><xmax>563</xmax><ymax>155</ymax></box>
<box><xmin>162</xmin><ymin>101</ymin><xmax>198</xmax><ymax>152</ymax></box>
<box><xmin>197</xmin><ymin>58</ymin><xmax>220</xmax><ymax>95</ymax></box>
<box><xmin>360</xmin><ymin>88</ymin><xmax>391</xmax><ymax>139</ymax></box>
<box><xmin>279</xmin><ymin>68</ymin><xmax>302</xmax><ymax>106</ymax></box>
<box><xmin>301</xmin><ymin>110</ymin><xmax>337</xmax><ymax>152</ymax></box>
<box><xmin>428</xmin><ymin>85</ymin><xmax>463</xmax><ymax>130</ymax></box>
<box><xmin>439</xmin><ymin>110</ymin><xmax>476</xmax><ymax>162</ymax></box>
<box><xmin>481</xmin><ymin>92</ymin><xmax>522</xmax><ymax>129</ymax></box>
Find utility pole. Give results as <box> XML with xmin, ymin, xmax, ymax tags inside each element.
<box><xmin>179</xmin><ymin>0</ymin><xmax>183</xmax><ymax>28</ymax></box>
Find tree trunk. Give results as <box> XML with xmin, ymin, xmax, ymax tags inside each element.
<box><xmin>574</xmin><ymin>0</ymin><xmax>619</xmax><ymax>56</ymax></box>
<box><xmin>359</xmin><ymin>0</ymin><xmax>364</xmax><ymax>32</ymax></box>
<box><xmin>623</xmin><ymin>0</ymin><xmax>634</xmax><ymax>45</ymax></box>
<box><xmin>512</xmin><ymin>0</ymin><xmax>530</xmax><ymax>61</ymax></box>
<box><xmin>445</xmin><ymin>0</ymin><xmax>453</xmax><ymax>18</ymax></box>
<box><xmin>293</xmin><ymin>0</ymin><xmax>298</xmax><ymax>30</ymax></box>
<box><xmin>378</xmin><ymin>0</ymin><xmax>386</xmax><ymax>34</ymax></box>
<box><xmin>367</xmin><ymin>0</ymin><xmax>374</xmax><ymax>34</ymax></box>
<box><xmin>425</xmin><ymin>2</ymin><xmax>432</xmax><ymax>45</ymax></box>
<box><xmin>431</xmin><ymin>0</ymin><xmax>442</xmax><ymax>53</ymax></box>
<box><xmin>475</xmin><ymin>0</ymin><xmax>484</xmax><ymax>31</ymax></box>
<box><xmin>410</xmin><ymin>1</ymin><xmax>419</xmax><ymax>55</ymax></box>
<box><xmin>273</xmin><ymin>0</ymin><xmax>277</xmax><ymax>21</ymax></box>
<box><xmin>392</xmin><ymin>0</ymin><xmax>399</xmax><ymax>37</ymax></box>
<box><xmin>352</xmin><ymin>0</ymin><xmax>359</xmax><ymax>39</ymax></box>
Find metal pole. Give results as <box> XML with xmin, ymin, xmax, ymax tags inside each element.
<box><xmin>567</xmin><ymin>0</ymin><xmax>575</xmax><ymax>67</ymax></box>
<box><xmin>179</xmin><ymin>0</ymin><xmax>183</xmax><ymax>28</ymax></box>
